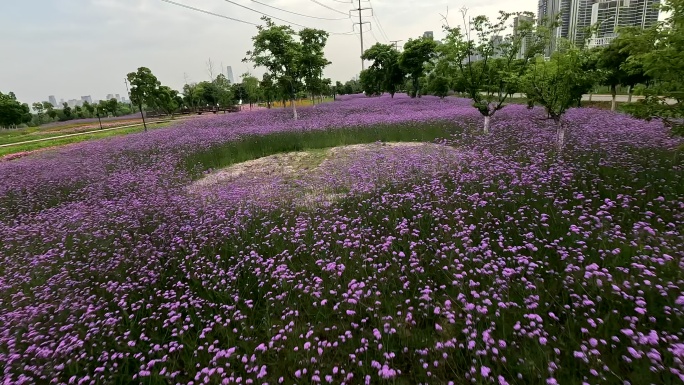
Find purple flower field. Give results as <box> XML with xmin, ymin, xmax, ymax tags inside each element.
<box><xmin>0</xmin><ymin>95</ymin><xmax>683</xmax><ymax>384</ymax></box>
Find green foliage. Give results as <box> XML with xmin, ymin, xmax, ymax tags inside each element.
<box><xmin>427</xmin><ymin>74</ymin><xmax>451</xmax><ymax>98</ymax></box>
<box><xmin>439</xmin><ymin>10</ymin><xmax>544</xmax><ymax>121</ymax></box>
<box><xmin>126</xmin><ymin>67</ymin><xmax>161</xmax><ymax>111</ymax></box>
<box><xmin>359</xmin><ymin>68</ymin><xmax>383</xmax><ymax>96</ymax></box>
<box><xmin>154</xmin><ymin>86</ymin><xmax>180</xmax><ymax>116</ymax></box>
<box><xmin>522</xmin><ymin>43</ymin><xmax>600</xmax><ymax>122</ymax></box>
<box><xmin>362</xmin><ymin>43</ymin><xmax>406</xmax><ymax>97</ymax></box>
<box><xmin>299</xmin><ymin>28</ymin><xmax>331</xmax><ymax>99</ymax></box>
<box><xmin>0</xmin><ymin>92</ymin><xmax>32</xmax><ymax>127</ymax></box>
<box><xmin>244</xmin><ymin>18</ymin><xmax>301</xmax><ymax>105</ymax></box>
<box><xmin>618</xmin><ymin>0</ymin><xmax>684</xmax><ymax>133</ymax></box>
<box><xmin>399</xmin><ymin>37</ymin><xmax>437</xmax><ymax>98</ymax></box>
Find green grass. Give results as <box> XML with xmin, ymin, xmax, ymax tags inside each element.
<box><xmin>184</xmin><ymin>122</ymin><xmax>462</xmax><ymax>176</ymax></box>
<box><xmin>0</xmin><ymin>122</ymin><xmax>171</xmax><ymax>157</ymax></box>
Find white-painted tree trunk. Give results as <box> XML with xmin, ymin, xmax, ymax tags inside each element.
<box><xmin>627</xmin><ymin>86</ymin><xmax>633</xmax><ymax>103</ymax></box>
<box><xmin>483</xmin><ymin>116</ymin><xmax>491</xmax><ymax>134</ymax></box>
<box><xmin>611</xmin><ymin>95</ymin><xmax>617</xmax><ymax>111</ymax></box>
<box><xmin>292</xmin><ymin>99</ymin><xmax>298</xmax><ymax>120</ymax></box>
<box><xmin>556</xmin><ymin>120</ymin><xmax>566</xmax><ymax>151</ymax></box>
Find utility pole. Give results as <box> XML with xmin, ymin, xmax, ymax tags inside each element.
<box><xmin>351</xmin><ymin>0</ymin><xmax>372</xmax><ymax>71</ymax></box>
<box><xmin>390</xmin><ymin>40</ymin><xmax>403</xmax><ymax>51</ymax></box>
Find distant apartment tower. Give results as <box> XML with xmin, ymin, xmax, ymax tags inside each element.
<box><xmin>48</xmin><ymin>95</ymin><xmax>57</xmax><ymax>106</ymax></box>
<box><xmin>226</xmin><ymin>66</ymin><xmax>235</xmax><ymax>84</ymax></box>
<box><xmin>513</xmin><ymin>15</ymin><xmax>536</xmax><ymax>59</ymax></box>
<box><xmin>537</xmin><ymin>0</ymin><xmax>592</xmax><ymax>51</ymax></box>
<box><xmin>106</xmin><ymin>94</ymin><xmax>114</xmax><ymax>100</ymax></box>
<box><xmin>81</xmin><ymin>95</ymin><xmax>93</xmax><ymax>104</ymax></box>
<box><xmin>423</xmin><ymin>31</ymin><xmax>434</xmax><ymax>40</ymax></box>
<box><xmin>539</xmin><ymin>0</ymin><xmax>660</xmax><ymax>51</ymax></box>
<box><xmin>588</xmin><ymin>0</ymin><xmax>660</xmax><ymax>48</ymax></box>
<box><xmin>115</xmin><ymin>94</ymin><xmax>121</xmax><ymax>101</ymax></box>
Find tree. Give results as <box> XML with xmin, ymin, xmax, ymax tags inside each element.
<box><xmin>213</xmin><ymin>74</ymin><xmax>234</xmax><ymax>109</ymax></box>
<box><xmin>126</xmin><ymin>67</ymin><xmax>160</xmax><ymax>131</ymax></box>
<box><xmin>245</xmin><ymin>17</ymin><xmax>306</xmax><ymax>120</ymax></box>
<box><xmin>0</xmin><ymin>92</ymin><xmax>31</xmax><ymax>127</ymax></box>
<box><xmin>399</xmin><ymin>37</ymin><xmax>437</xmax><ymax>98</ymax></box>
<box><xmin>106</xmin><ymin>98</ymin><xmax>119</xmax><ymax>117</ymax></box>
<box><xmin>300</xmin><ymin>28</ymin><xmax>331</xmax><ymax>105</ymax></box>
<box><xmin>83</xmin><ymin>101</ymin><xmax>95</xmax><ymax>118</ymax></box>
<box><xmin>359</xmin><ymin>68</ymin><xmax>383</xmax><ymax>96</ymax></box>
<box><xmin>362</xmin><ymin>43</ymin><xmax>406</xmax><ymax>98</ymax></box>
<box><xmin>261</xmin><ymin>73</ymin><xmax>277</xmax><ymax>108</ymax></box>
<box><xmin>241</xmin><ymin>73</ymin><xmax>261</xmax><ymax>109</ymax></box>
<box><xmin>155</xmin><ymin>86</ymin><xmax>180</xmax><ymax>117</ymax></box>
<box><xmin>439</xmin><ymin>10</ymin><xmax>543</xmax><ymax>133</ymax></box>
<box><xmin>427</xmin><ymin>74</ymin><xmax>451</xmax><ymax>98</ymax></box>
<box><xmin>619</xmin><ymin>0</ymin><xmax>683</xmax><ymax>133</ymax></box>
<box><xmin>32</xmin><ymin>102</ymin><xmax>45</xmax><ymax>123</ymax></box>
<box><xmin>522</xmin><ymin>42</ymin><xmax>599</xmax><ymax>150</ymax></box>
<box><xmin>61</xmin><ymin>102</ymin><xmax>73</xmax><ymax>120</ymax></box>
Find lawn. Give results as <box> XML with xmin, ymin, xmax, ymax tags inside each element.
<box><xmin>0</xmin><ymin>122</ymin><xmax>172</xmax><ymax>158</ymax></box>
<box><xmin>0</xmin><ymin>94</ymin><xmax>682</xmax><ymax>384</ymax></box>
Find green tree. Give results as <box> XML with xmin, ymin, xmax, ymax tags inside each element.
<box><xmin>522</xmin><ymin>42</ymin><xmax>599</xmax><ymax>150</ymax></box>
<box><xmin>359</xmin><ymin>68</ymin><xmax>383</xmax><ymax>96</ymax></box>
<box><xmin>261</xmin><ymin>73</ymin><xmax>277</xmax><ymax>108</ymax></box>
<box><xmin>0</xmin><ymin>92</ymin><xmax>31</xmax><ymax>127</ymax></box>
<box><xmin>440</xmin><ymin>10</ymin><xmax>543</xmax><ymax>132</ymax></box>
<box><xmin>399</xmin><ymin>37</ymin><xmax>437</xmax><ymax>98</ymax></box>
<box><xmin>82</xmin><ymin>101</ymin><xmax>95</xmax><ymax>118</ymax></box>
<box><xmin>427</xmin><ymin>74</ymin><xmax>451</xmax><ymax>98</ymax></box>
<box><xmin>213</xmin><ymin>74</ymin><xmax>235</xmax><ymax>109</ymax></box>
<box><xmin>619</xmin><ymin>0</ymin><xmax>683</xmax><ymax>133</ymax></box>
<box><xmin>300</xmin><ymin>28</ymin><xmax>331</xmax><ymax>105</ymax></box>
<box><xmin>126</xmin><ymin>67</ymin><xmax>160</xmax><ymax>131</ymax></box>
<box><xmin>155</xmin><ymin>86</ymin><xmax>180</xmax><ymax>116</ymax></box>
<box><xmin>362</xmin><ymin>43</ymin><xmax>406</xmax><ymax>98</ymax></box>
<box><xmin>61</xmin><ymin>102</ymin><xmax>73</xmax><ymax>120</ymax></box>
<box><xmin>106</xmin><ymin>98</ymin><xmax>119</xmax><ymax>117</ymax></box>
<box><xmin>245</xmin><ymin>17</ymin><xmax>303</xmax><ymax>119</ymax></box>
<box><xmin>241</xmin><ymin>73</ymin><xmax>262</xmax><ymax>109</ymax></box>
<box><xmin>32</xmin><ymin>102</ymin><xmax>45</xmax><ymax>123</ymax></box>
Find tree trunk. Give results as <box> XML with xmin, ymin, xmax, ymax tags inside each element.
<box><xmin>139</xmin><ymin>104</ymin><xmax>147</xmax><ymax>132</ymax></box>
<box><xmin>627</xmin><ymin>86</ymin><xmax>633</xmax><ymax>103</ymax></box>
<box><xmin>291</xmin><ymin>99</ymin><xmax>298</xmax><ymax>120</ymax></box>
<box><xmin>588</xmin><ymin>92</ymin><xmax>593</xmax><ymax>102</ymax></box>
<box><xmin>483</xmin><ymin>115</ymin><xmax>491</xmax><ymax>134</ymax></box>
<box><xmin>611</xmin><ymin>85</ymin><xmax>617</xmax><ymax>111</ymax></box>
<box><xmin>556</xmin><ymin>118</ymin><xmax>566</xmax><ymax>151</ymax></box>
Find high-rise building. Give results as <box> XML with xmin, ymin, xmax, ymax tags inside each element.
<box><xmin>514</xmin><ymin>15</ymin><xmax>537</xmax><ymax>59</ymax></box>
<box><xmin>226</xmin><ymin>66</ymin><xmax>235</xmax><ymax>85</ymax></box>
<box><xmin>587</xmin><ymin>0</ymin><xmax>660</xmax><ymax>48</ymax></box>
<box><xmin>48</xmin><ymin>95</ymin><xmax>57</xmax><ymax>107</ymax></box>
<box><xmin>115</xmin><ymin>94</ymin><xmax>121</xmax><ymax>101</ymax></box>
<box><xmin>538</xmin><ymin>0</ymin><xmax>660</xmax><ymax>51</ymax></box>
<box><xmin>423</xmin><ymin>31</ymin><xmax>434</xmax><ymax>40</ymax></box>
<box><xmin>106</xmin><ymin>94</ymin><xmax>114</xmax><ymax>100</ymax></box>
<box><xmin>81</xmin><ymin>95</ymin><xmax>93</xmax><ymax>104</ymax></box>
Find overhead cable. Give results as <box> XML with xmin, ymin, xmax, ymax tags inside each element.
<box><xmin>250</xmin><ymin>0</ymin><xmax>350</xmax><ymax>20</ymax></box>
<box><xmin>160</xmin><ymin>0</ymin><xmax>258</xmax><ymax>25</ymax></box>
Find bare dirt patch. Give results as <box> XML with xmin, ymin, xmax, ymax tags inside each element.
<box><xmin>187</xmin><ymin>142</ymin><xmax>458</xmax><ymax>207</ymax></box>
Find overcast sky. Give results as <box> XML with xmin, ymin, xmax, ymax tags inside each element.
<box><xmin>1</xmin><ymin>0</ymin><xmax>536</xmax><ymax>104</ymax></box>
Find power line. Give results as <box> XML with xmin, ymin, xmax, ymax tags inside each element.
<box><xmin>160</xmin><ymin>0</ymin><xmax>258</xmax><ymax>25</ymax></box>
<box><xmin>250</xmin><ymin>0</ymin><xmax>350</xmax><ymax>21</ymax></box>
<box><xmin>368</xmin><ymin>0</ymin><xmax>390</xmax><ymax>42</ymax></box>
<box><xmin>310</xmin><ymin>0</ymin><xmax>349</xmax><ymax>16</ymax></box>
<box><xmin>219</xmin><ymin>0</ymin><xmax>355</xmax><ymax>35</ymax></box>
